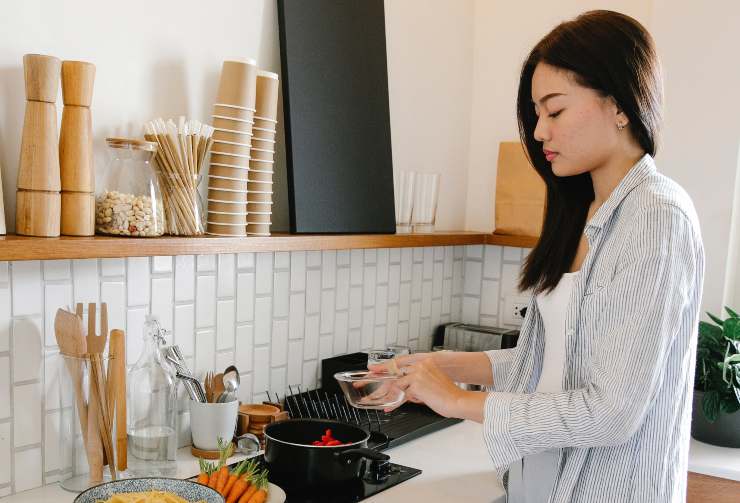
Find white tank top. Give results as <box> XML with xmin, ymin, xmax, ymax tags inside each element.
<box><xmin>535</xmin><ymin>271</ymin><xmax>578</xmax><ymax>392</ymax></box>
<box><xmin>508</xmin><ymin>271</ymin><xmax>578</xmax><ymax>503</ymax></box>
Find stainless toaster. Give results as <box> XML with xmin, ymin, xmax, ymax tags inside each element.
<box><xmin>432</xmin><ymin>323</ymin><xmax>519</xmax><ymax>352</ymax></box>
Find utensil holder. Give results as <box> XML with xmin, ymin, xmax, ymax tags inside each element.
<box><xmin>189</xmin><ymin>400</ymin><xmax>238</xmax><ymax>451</ymax></box>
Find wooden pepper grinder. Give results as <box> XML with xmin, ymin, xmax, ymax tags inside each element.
<box><xmin>60</xmin><ymin>60</ymin><xmax>96</xmax><ymax>236</ymax></box>
<box><xmin>16</xmin><ymin>54</ymin><xmax>62</xmax><ymax>236</ymax></box>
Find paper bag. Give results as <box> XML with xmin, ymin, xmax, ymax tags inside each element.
<box><xmin>493</xmin><ymin>142</ymin><xmax>546</xmax><ymax>237</ymax></box>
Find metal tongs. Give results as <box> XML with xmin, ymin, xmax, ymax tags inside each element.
<box><xmin>165</xmin><ymin>345</ymin><xmax>207</xmax><ymax>402</ymax></box>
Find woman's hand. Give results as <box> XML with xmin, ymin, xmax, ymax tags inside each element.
<box><xmin>396</xmin><ymin>358</ymin><xmax>467</xmax><ymax>417</ymax></box>
<box><xmin>368</xmin><ymin>354</ymin><xmax>464</xmax><ymax>417</ymax></box>
<box><xmin>367</xmin><ymin>352</ymin><xmax>433</xmax><ymax>376</ymax></box>
<box><xmin>368</xmin><ymin>353</ymin><xmax>488</xmax><ymax>423</ymax></box>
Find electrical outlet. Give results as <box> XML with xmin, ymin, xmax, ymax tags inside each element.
<box><xmin>503</xmin><ymin>296</ymin><xmax>530</xmax><ymax>325</ymax></box>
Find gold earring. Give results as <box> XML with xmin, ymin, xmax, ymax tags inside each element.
<box><xmin>617</xmin><ymin>123</ymin><xmax>625</xmax><ymax>130</ymax></box>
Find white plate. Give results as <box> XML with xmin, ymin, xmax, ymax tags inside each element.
<box><xmin>267</xmin><ymin>482</ymin><xmax>286</xmax><ymax>503</ymax></box>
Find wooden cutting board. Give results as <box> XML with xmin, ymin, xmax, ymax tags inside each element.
<box><xmin>494</xmin><ymin>141</ymin><xmax>546</xmax><ymax>238</ymax></box>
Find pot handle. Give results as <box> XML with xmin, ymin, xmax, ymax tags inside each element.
<box><xmin>335</xmin><ymin>448</ymin><xmax>390</xmax><ymax>465</ymax></box>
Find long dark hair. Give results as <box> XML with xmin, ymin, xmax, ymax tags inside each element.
<box><xmin>517</xmin><ymin>10</ymin><xmax>663</xmax><ymax>294</ymax></box>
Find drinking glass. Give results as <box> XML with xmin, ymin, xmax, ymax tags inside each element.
<box><xmin>411</xmin><ymin>173</ymin><xmax>440</xmax><ymax>232</ymax></box>
<box><xmin>394</xmin><ymin>170</ymin><xmax>416</xmax><ymax>233</ymax></box>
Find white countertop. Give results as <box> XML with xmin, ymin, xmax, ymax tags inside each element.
<box><xmin>0</xmin><ymin>421</ymin><xmax>504</xmax><ymax>503</ymax></box>
<box><xmin>688</xmin><ymin>438</ymin><xmax>740</xmax><ymax>481</ymax></box>
<box><xmin>366</xmin><ymin>421</ymin><xmax>505</xmax><ymax>503</ymax></box>
<box><xmin>2</xmin><ymin>422</ymin><xmax>738</xmax><ymax>502</ymax></box>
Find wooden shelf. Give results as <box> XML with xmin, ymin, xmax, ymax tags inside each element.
<box><xmin>0</xmin><ymin>232</ymin><xmax>538</xmax><ymax>261</ymax></box>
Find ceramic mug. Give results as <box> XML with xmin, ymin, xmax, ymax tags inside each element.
<box><xmin>189</xmin><ymin>399</ymin><xmax>239</xmax><ymax>451</ymax></box>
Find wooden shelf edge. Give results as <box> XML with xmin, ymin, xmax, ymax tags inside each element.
<box><xmin>0</xmin><ymin>232</ymin><xmax>538</xmax><ymax>261</ymax></box>
<box><xmin>486</xmin><ymin>233</ymin><xmax>538</xmax><ymax>248</ymax></box>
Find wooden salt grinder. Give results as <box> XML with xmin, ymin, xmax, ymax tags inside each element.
<box><xmin>60</xmin><ymin>60</ymin><xmax>96</xmax><ymax>236</ymax></box>
<box><xmin>16</xmin><ymin>54</ymin><xmax>62</xmax><ymax>237</ymax></box>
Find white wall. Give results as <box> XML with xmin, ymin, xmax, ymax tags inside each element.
<box><xmin>649</xmin><ymin>0</ymin><xmax>740</xmax><ymax>315</ymax></box>
<box><xmin>385</xmin><ymin>0</ymin><xmax>474</xmax><ymax>231</ymax></box>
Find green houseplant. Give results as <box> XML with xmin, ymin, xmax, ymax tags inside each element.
<box><xmin>692</xmin><ymin>306</ymin><xmax>740</xmax><ymax>447</ymax></box>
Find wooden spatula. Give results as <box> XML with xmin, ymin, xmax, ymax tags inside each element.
<box><xmin>53</xmin><ymin>309</ymin><xmax>89</xmax><ymax>453</ymax></box>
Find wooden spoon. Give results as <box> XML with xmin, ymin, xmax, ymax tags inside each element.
<box><xmin>212</xmin><ymin>372</ymin><xmax>225</xmax><ymax>403</ymax></box>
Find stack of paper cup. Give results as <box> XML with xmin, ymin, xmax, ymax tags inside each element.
<box><xmin>206</xmin><ymin>59</ymin><xmax>258</xmax><ymax>236</ymax></box>
<box><xmin>247</xmin><ymin>70</ymin><xmax>279</xmax><ymax>236</ymax></box>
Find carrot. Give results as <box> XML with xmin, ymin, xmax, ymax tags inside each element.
<box><xmin>213</xmin><ymin>438</ymin><xmax>235</xmax><ymax>494</ymax></box>
<box><xmin>246</xmin><ymin>472</ymin><xmax>269</xmax><ymax>503</ymax></box>
<box><xmin>224</xmin><ymin>459</ymin><xmax>254</xmax><ymax>500</ymax></box>
<box><xmin>227</xmin><ymin>476</ymin><xmax>250</xmax><ymax>503</ymax></box>
<box><xmin>215</xmin><ymin>465</ymin><xmax>230</xmax><ymax>494</ymax></box>
<box><xmin>208</xmin><ymin>469</ymin><xmax>219</xmax><ymax>489</ymax></box>
<box><xmin>247</xmin><ymin>489</ymin><xmax>267</xmax><ymax>503</ymax></box>
<box><xmin>238</xmin><ymin>484</ymin><xmax>258</xmax><ymax>503</ymax></box>
<box><xmin>196</xmin><ymin>459</ymin><xmax>211</xmax><ymax>485</ymax></box>
<box><xmin>240</xmin><ymin>471</ymin><xmax>267</xmax><ymax>503</ymax></box>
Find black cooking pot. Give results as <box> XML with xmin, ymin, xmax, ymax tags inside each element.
<box><xmin>264</xmin><ymin>418</ymin><xmax>389</xmax><ymax>489</ymax></box>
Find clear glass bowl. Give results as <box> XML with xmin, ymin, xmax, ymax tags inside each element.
<box><xmin>334</xmin><ymin>371</ymin><xmax>405</xmax><ymax>410</ymax></box>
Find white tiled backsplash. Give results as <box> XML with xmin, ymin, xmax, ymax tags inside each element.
<box><xmin>0</xmin><ymin>244</ymin><xmax>527</xmax><ymax>497</ymax></box>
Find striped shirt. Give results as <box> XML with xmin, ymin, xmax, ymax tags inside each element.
<box><xmin>483</xmin><ymin>154</ymin><xmax>705</xmax><ymax>502</ymax></box>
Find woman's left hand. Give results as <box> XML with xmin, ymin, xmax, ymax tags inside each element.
<box><xmin>391</xmin><ymin>358</ymin><xmax>465</xmax><ymax>417</ymax></box>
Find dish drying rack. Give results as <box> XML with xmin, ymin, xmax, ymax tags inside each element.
<box><xmin>266</xmin><ymin>385</ymin><xmax>462</xmax><ymax>452</ymax></box>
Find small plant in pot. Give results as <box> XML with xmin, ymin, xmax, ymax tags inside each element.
<box><xmin>692</xmin><ymin>306</ymin><xmax>740</xmax><ymax>447</ymax></box>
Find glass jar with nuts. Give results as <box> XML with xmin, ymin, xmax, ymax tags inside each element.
<box><xmin>96</xmin><ymin>138</ymin><xmax>165</xmax><ymax>237</ymax></box>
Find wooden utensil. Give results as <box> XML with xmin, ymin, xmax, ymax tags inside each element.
<box><xmin>108</xmin><ymin>329</ymin><xmax>127</xmax><ymax>471</ymax></box>
<box><xmin>53</xmin><ymin>308</ymin><xmax>89</xmax><ymax>451</ymax></box>
<box><xmin>87</xmin><ymin>303</ymin><xmax>117</xmax><ymax>480</ymax></box>
<box><xmin>212</xmin><ymin>372</ymin><xmax>225</xmax><ymax>403</ymax></box>
<box><xmin>204</xmin><ymin>371</ymin><xmax>214</xmax><ymax>403</ymax></box>
<box><xmin>85</xmin><ymin>304</ymin><xmax>103</xmax><ymax>482</ymax></box>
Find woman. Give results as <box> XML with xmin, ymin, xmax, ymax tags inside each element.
<box><xmin>372</xmin><ymin>10</ymin><xmax>705</xmax><ymax>503</ymax></box>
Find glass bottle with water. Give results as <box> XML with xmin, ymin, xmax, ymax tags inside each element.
<box><xmin>127</xmin><ymin>316</ymin><xmax>177</xmax><ymax>477</ymax></box>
